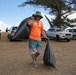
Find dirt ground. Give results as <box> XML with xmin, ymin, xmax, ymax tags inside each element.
<box><xmin>0</xmin><ymin>32</ymin><xmax>76</xmax><ymax>75</ymax></box>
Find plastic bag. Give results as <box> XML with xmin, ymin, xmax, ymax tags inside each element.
<box><xmin>43</xmin><ymin>40</ymin><xmax>56</xmax><ymax>68</ymax></box>
<box><xmin>13</xmin><ymin>17</ymin><xmax>30</xmax><ymax>40</ymax></box>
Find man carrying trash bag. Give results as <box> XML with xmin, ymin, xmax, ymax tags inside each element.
<box><xmin>27</xmin><ymin>11</ymin><xmax>48</xmax><ymax>68</ymax></box>
<box><xmin>43</xmin><ymin>39</ymin><xmax>56</xmax><ymax>68</ymax></box>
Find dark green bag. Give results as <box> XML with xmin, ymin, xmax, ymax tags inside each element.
<box><xmin>13</xmin><ymin>17</ymin><xmax>30</xmax><ymax>40</ymax></box>
<box><xmin>43</xmin><ymin>40</ymin><xmax>56</xmax><ymax>68</ymax></box>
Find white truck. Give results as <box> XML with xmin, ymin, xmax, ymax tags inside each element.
<box><xmin>46</xmin><ymin>28</ymin><xmax>73</xmax><ymax>42</ymax></box>
<box><xmin>65</xmin><ymin>27</ymin><xmax>76</xmax><ymax>40</ymax></box>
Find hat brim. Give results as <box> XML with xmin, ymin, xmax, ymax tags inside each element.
<box><xmin>32</xmin><ymin>14</ymin><xmax>43</xmax><ymax>19</ymax></box>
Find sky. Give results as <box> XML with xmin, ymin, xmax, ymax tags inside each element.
<box><xmin>0</xmin><ymin>0</ymin><xmax>76</xmax><ymax>32</ymax></box>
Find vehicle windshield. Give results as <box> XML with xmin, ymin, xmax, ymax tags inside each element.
<box><xmin>48</xmin><ymin>28</ymin><xmax>63</xmax><ymax>32</ymax></box>
<box><xmin>13</xmin><ymin>27</ymin><xmax>18</xmax><ymax>30</ymax></box>
<box><xmin>48</xmin><ymin>29</ymin><xmax>55</xmax><ymax>31</ymax></box>
<box><xmin>56</xmin><ymin>29</ymin><xmax>62</xmax><ymax>31</ymax></box>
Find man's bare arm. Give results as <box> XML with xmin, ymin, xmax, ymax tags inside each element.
<box><xmin>41</xmin><ymin>30</ymin><xmax>48</xmax><ymax>38</ymax></box>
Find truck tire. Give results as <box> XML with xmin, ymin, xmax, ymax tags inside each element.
<box><xmin>72</xmin><ymin>35</ymin><xmax>76</xmax><ymax>40</ymax></box>
<box><xmin>67</xmin><ymin>39</ymin><xmax>71</xmax><ymax>42</ymax></box>
<box><xmin>56</xmin><ymin>35</ymin><xmax>61</xmax><ymax>42</ymax></box>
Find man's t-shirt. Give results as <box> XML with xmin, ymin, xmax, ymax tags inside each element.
<box><xmin>29</xmin><ymin>20</ymin><xmax>44</xmax><ymax>41</ymax></box>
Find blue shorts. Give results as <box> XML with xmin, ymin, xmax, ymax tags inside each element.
<box><xmin>28</xmin><ymin>39</ymin><xmax>42</xmax><ymax>54</ymax></box>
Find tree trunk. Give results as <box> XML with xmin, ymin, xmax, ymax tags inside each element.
<box><xmin>57</xmin><ymin>14</ymin><xmax>62</xmax><ymax>28</ymax></box>
<box><xmin>57</xmin><ymin>4</ymin><xmax>62</xmax><ymax>28</ymax></box>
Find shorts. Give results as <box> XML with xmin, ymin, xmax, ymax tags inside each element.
<box><xmin>28</xmin><ymin>39</ymin><xmax>42</xmax><ymax>54</ymax></box>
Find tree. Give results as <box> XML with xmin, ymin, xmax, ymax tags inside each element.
<box><xmin>19</xmin><ymin>0</ymin><xmax>76</xmax><ymax>28</ymax></box>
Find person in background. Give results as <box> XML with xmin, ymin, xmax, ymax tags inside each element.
<box><xmin>27</xmin><ymin>11</ymin><xmax>48</xmax><ymax>67</ymax></box>
<box><xmin>6</xmin><ymin>28</ymin><xmax>8</xmax><ymax>32</ymax></box>
<box><xmin>0</xmin><ymin>30</ymin><xmax>1</xmax><ymax>39</ymax></box>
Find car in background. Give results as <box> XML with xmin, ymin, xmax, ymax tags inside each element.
<box><xmin>7</xmin><ymin>26</ymin><xmax>18</xmax><ymax>41</ymax></box>
<box><xmin>65</xmin><ymin>27</ymin><xmax>76</xmax><ymax>40</ymax></box>
<box><xmin>46</xmin><ymin>28</ymin><xmax>73</xmax><ymax>42</ymax></box>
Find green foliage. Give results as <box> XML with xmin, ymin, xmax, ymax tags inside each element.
<box><xmin>19</xmin><ymin>0</ymin><xmax>76</xmax><ymax>27</ymax></box>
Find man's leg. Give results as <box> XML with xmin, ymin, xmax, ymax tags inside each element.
<box><xmin>28</xmin><ymin>39</ymin><xmax>38</xmax><ymax>67</ymax></box>
<box><xmin>29</xmin><ymin>47</ymin><xmax>38</xmax><ymax>67</ymax></box>
<box><xmin>31</xmin><ymin>54</ymin><xmax>36</xmax><ymax>62</ymax></box>
<box><xmin>35</xmin><ymin>52</ymin><xmax>40</xmax><ymax>60</ymax></box>
<box><xmin>31</xmin><ymin>53</ymin><xmax>38</xmax><ymax>67</ymax></box>
<box><xmin>35</xmin><ymin>46</ymin><xmax>42</xmax><ymax>60</ymax></box>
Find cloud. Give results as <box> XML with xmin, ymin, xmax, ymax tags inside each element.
<box><xmin>45</xmin><ymin>14</ymin><xmax>55</xmax><ymax>20</ymax></box>
<box><xmin>41</xmin><ymin>12</ymin><xmax>55</xmax><ymax>20</ymax></box>
<box><xmin>0</xmin><ymin>12</ymin><xmax>76</xmax><ymax>32</ymax></box>
<box><xmin>0</xmin><ymin>21</ymin><xmax>20</xmax><ymax>32</ymax></box>
<box><xmin>68</xmin><ymin>12</ymin><xmax>76</xmax><ymax>19</ymax></box>
<box><xmin>0</xmin><ymin>21</ymin><xmax>10</xmax><ymax>32</ymax></box>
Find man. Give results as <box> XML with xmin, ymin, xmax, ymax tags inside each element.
<box><xmin>28</xmin><ymin>11</ymin><xmax>48</xmax><ymax>67</ymax></box>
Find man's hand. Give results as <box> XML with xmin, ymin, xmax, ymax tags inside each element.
<box><xmin>27</xmin><ymin>17</ymin><xmax>34</xmax><ymax>26</ymax></box>
<box><xmin>43</xmin><ymin>37</ymin><xmax>49</xmax><ymax>42</ymax></box>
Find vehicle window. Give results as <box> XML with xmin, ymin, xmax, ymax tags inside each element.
<box><xmin>48</xmin><ymin>29</ymin><xmax>55</xmax><ymax>31</ymax></box>
<box><xmin>13</xmin><ymin>27</ymin><xmax>18</xmax><ymax>30</ymax></box>
<box><xmin>68</xmin><ymin>29</ymin><xmax>73</xmax><ymax>32</ymax></box>
<box><xmin>73</xmin><ymin>29</ymin><xmax>76</xmax><ymax>32</ymax></box>
<box><xmin>56</xmin><ymin>29</ymin><xmax>62</xmax><ymax>31</ymax></box>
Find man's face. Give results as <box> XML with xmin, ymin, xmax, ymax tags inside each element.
<box><xmin>35</xmin><ymin>16</ymin><xmax>41</xmax><ymax>20</ymax></box>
